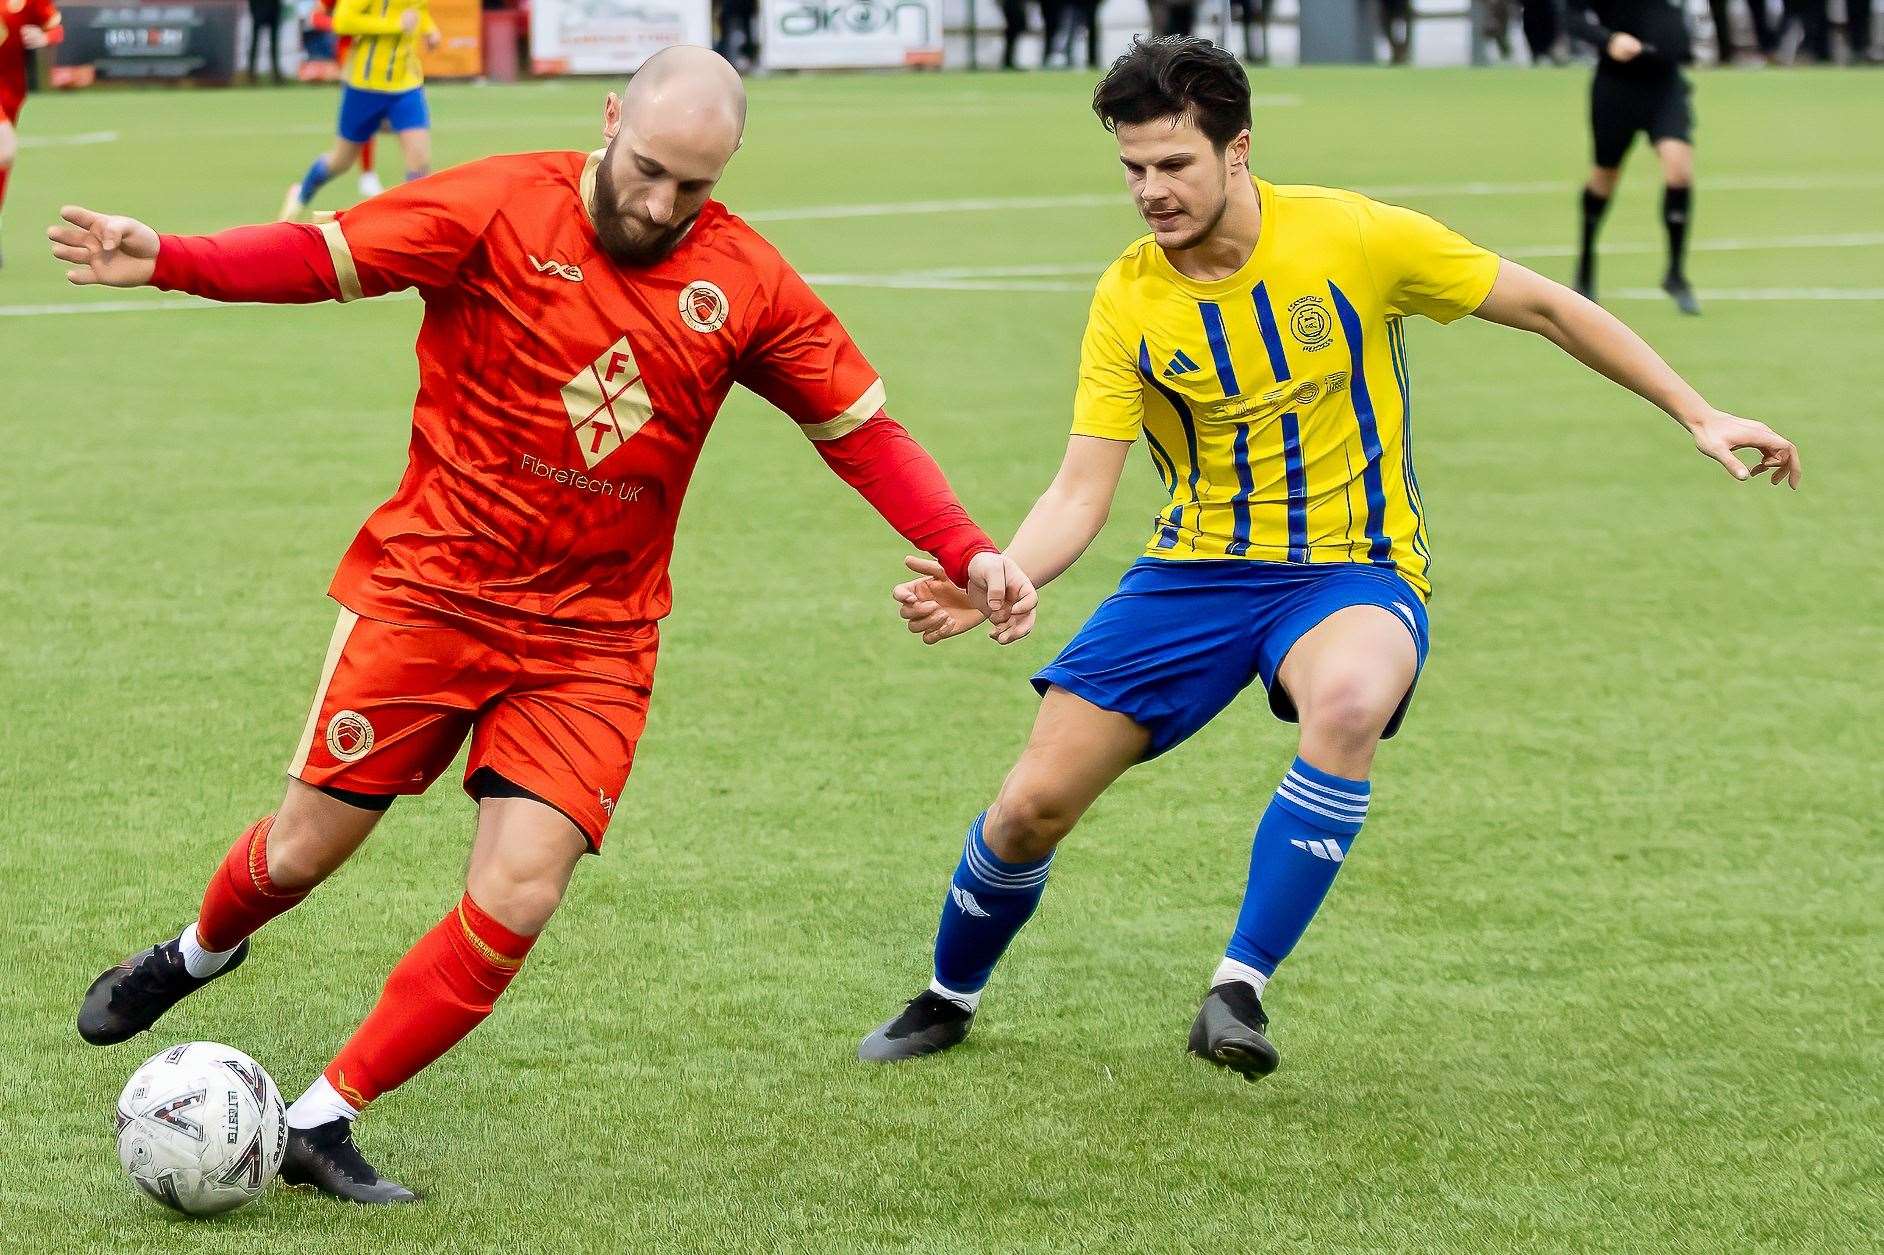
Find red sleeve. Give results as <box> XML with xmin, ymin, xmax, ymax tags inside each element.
<box><xmin>151</xmin><ymin>223</ymin><xmax>342</xmax><ymax>304</ymax></box>
<box><xmin>736</xmin><ymin>257</ymin><xmax>884</xmax><ymax>437</ymax></box>
<box><xmin>30</xmin><ymin>0</ymin><xmax>63</xmax><ymax>34</ymax></box>
<box><xmin>322</xmin><ymin>159</ymin><xmax>509</xmax><ymax>297</ymax></box>
<box><xmin>814</xmin><ymin>411</ymin><xmax>997</xmax><ymax>589</ymax></box>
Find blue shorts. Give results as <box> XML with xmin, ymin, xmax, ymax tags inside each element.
<box><xmin>337</xmin><ymin>86</ymin><xmax>429</xmax><ymax>144</ymax></box>
<box><xmin>1032</xmin><ymin>558</ymin><xmax>1431</xmax><ymax>759</ymax></box>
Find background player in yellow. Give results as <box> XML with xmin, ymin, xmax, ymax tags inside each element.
<box><xmin>280</xmin><ymin>0</ymin><xmax>440</xmax><ymax>219</ymax></box>
<box><xmin>859</xmin><ymin>36</ymin><xmax>1801</xmax><ymax>1077</ymax></box>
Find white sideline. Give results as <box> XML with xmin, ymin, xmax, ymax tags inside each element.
<box><xmin>741</xmin><ymin>173</ymin><xmax>1884</xmax><ymax>224</ymax></box>
<box><xmin>5</xmin><ymin>233</ymin><xmax>1880</xmax><ymax>316</ymax></box>
<box><xmin>18</xmin><ymin>130</ymin><xmax>119</xmax><ymax>149</ymax></box>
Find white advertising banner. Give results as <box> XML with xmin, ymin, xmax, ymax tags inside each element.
<box><xmin>759</xmin><ymin>0</ymin><xmax>945</xmax><ymax>70</ymax></box>
<box><xmin>530</xmin><ymin>0</ymin><xmax>712</xmax><ymax>75</ymax></box>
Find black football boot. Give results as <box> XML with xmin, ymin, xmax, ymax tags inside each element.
<box><xmin>282</xmin><ymin>1119</ymin><xmax>419</xmax><ymax>1204</ymax></box>
<box><xmin>1187</xmin><ymin>981</ymin><xmax>1280</xmax><ymax>1081</ymax></box>
<box><xmin>858</xmin><ymin>990</ymin><xmax>975</xmax><ymax>1062</ymax></box>
<box><xmin>78</xmin><ymin>937</ymin><xmax>250</xmax><ymax>1045</ymax></box>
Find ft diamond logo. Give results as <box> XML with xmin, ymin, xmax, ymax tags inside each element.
<box><xmin>562</xmin><ymin>338</ymin><xmax>655</xmax><ymax>469</ymax></box>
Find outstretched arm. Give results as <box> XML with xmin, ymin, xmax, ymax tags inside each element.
<box><xmin>1472</xmin><ymin>259</ymin><xmax>1800</xmax><ymax>487</ymax></box>
<box><xmin>897</xmin><ymin>435</ymin><xmax>1130</xmax><ymax>645</ymax></box>
<box><xmin>47</xmin><ymin>207</ymin><xmax>343</xmax><ymax>302</ymax></box>
<box><xmin>814</xmin><ymin>411</ymin><xmax>1037</xmax><ymax>641</ymax></box>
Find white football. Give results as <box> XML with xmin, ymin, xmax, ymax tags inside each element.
<box><xmin>115</xmin><ymin>1042</ymin><xmax>288</xmax><ymax>1216</ymax></box>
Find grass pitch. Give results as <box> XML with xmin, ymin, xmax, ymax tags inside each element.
<box><xmin>2</xmin><ymin>65</ymin><xmax>1880</xmax><ymax>1253</ymax></box>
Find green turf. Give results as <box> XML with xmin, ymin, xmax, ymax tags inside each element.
<box><xmin>2</xmin><ymin>65</ymin><xmax>1880</xmax><ymax>1253</ymax></box>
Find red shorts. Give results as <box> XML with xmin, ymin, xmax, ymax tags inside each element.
<box><xmin>286</xmin><ymin>607</ymin><xmax>656</xmax><ymax>849</ymax></box>
<box><xmin>1</xmin><ymin>90</ymin><xmax>21</xmax><ymax>126</ymax></box>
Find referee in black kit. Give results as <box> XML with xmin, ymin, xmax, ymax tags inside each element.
<box><xmin>1569</xmin><ymin>1</ymin><xmax>1701</xmax><ymax>314</ymax></box>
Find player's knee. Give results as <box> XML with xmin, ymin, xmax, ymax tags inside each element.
<box><xmin>986</xmin><ymin>785</ymin><xmax>1080</xmax><ymax>861</ymax></box>
<box><xmin>261</xmin><ymin>819</ymin><xmax>341</xmax><ymax>891</ymax></box>
<box><xmin>1297</xmin><ymin>674</ymin><xmax>1397</xmax><ymax>750</ymax></box>
<box><xmin>467</xmin><ymin>872</ymin><xmax>561</xmax><ymax>937</ymax></box>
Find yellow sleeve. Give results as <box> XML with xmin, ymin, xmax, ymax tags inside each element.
<box><xmin>1362</xmin><ymin>201</ymin><xmax>1501</xmax><ymax>324</ymax></box>
<box><xmin>421</xmin><ymin>9</ymin><xmax>439</xmax><ymax>36</ymax></box>
<box><xmin>1070</xmin><ymin>278</ymin><xmax>1144</xmax><ymax>441</ymax></box>
<box><xmin>331</xmin><ymin>0</ymin><xmax>406</xmax><ymax>36</ymax></box>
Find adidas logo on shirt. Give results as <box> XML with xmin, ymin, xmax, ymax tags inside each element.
<box><xmin>1290</xmin><ymin>837</ymin><xmax>1346</xmax><ymax>863</ymax></box>
<box><xmin>1163</xmin><ymin>349</ymin><xmax>1202</xmax><ymax>378</ymax></box>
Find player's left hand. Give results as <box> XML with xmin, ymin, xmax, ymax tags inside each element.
<box><xmin>965</xmin><ymin>551</ymin><xmax>1038</xmax><ymax>644</ymax></box>
<box><xmin>423</xmin><ymin>30</ymin><xmax>442</xmax><ymax>51</ymax></box>
<box><xmin>21</xmin><ymin>24</ymin><xmax>51</xmax><ymax>49</ymax></box>
<box><xmin>1687</xmin><ymin>409</ymin><xmax>1802</xmax><ymax>488</ymax></box>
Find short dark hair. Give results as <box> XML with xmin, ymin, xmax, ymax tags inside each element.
<box><xmin>1092</xmin><ymin>36</ymin><xmax>1252</xmax><ymax>151</ymax></box>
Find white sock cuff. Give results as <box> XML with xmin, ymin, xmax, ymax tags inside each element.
<box><xmin>1212</xmin><ymin>957</ymin><xmax>1269</xmax><ymax>999</ymax></box>
<box><xmin>285</xmin><ymin>1075</ymin><xmax>360</xmax><ymax>1131</ymax></box>
<box><xmin>928</xmin><ymin>978</ymin><xmax>982</xmax><ymax>1014</ymax></box>
<box><xmin>178</xmin><ymin>921</ymin><xmax>239</xmax><ymax>979</ymax></box>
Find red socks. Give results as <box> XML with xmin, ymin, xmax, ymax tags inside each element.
<box><xmin>323</xmin><ymin>894</ymin><xmax>535</xmax><ymax>1109</ymax></box>
<box><xmin>195</xmin><ymin>816</ymin><xmax>309</xmax><ymax>952</ymax></box>
<box><xmin>0</xmin><ymin>166</ymin><xmax>10</xmax><ymax>217</ymax></box>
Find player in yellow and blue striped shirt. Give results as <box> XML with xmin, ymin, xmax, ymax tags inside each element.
<box><xmin>279</xmin><ymin>0</ymin><xmax>440</xmax><ymax>219</ymax></box>
<box><xmin>859</xmin><ymin>36</ymin><xmax>1801</xmax><ymax>1077</ymax></box>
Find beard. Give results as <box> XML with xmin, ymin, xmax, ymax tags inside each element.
<box><xmin>1143</xmin><ymin>189</ymin><xmax>1229</xmax><ymax>252</ymax></box>
<box><xmin>589</xmin><ymin>143</ymin><xmax>698</xmax><ymax>266</ymax></box>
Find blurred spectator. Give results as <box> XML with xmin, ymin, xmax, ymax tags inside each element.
<box><xmin>1380</xmin><ymin>0</ymin><xmax>1412</xmax><ymax>63</ymax></box>
<box><xmin>1521</xmin><ymin>0</ymin><xmax>1564</xmax><ymax>62</ymax></box>
<box><xmin>1231</xmin><ymin>0</ymin><xmax>1270</xmax><ymax>62</ymax></box>
<box><xmin>1149</xmin><ymin>0</ymin><xmax>1196</xmax><ymax>38</ymax></box>
<box><xmin>1040</xmin><ymin>0</ymin><xmax>1068</xmax><ymax>63</ymax></box>
<box><xmin>1483</xmin><ymin>0</ymin><xmax>1516</xmax><ymax>59</ymax></box>
<box><xmin>1053</xmin><ymin>0</ymin><xmax>1104</xmax><ymax>68</ymax></box>
<box><xmin>1779</xmin><ymin>0</ymin><xmax>1876</xmax><ymax>63</ymax></box>
<box><xmin>714</xmin><ymin>0</ymin><xmax>757</xmax><ymax>71</ymax></box>
<box><xmin>1000</xmin><ymin>0</ymin><xmax>1027</xmax><ymax>68</ymax></box>
<box><xmin>248</xmin><ymin>0</ymin><xmax>285</xmax><ymax>83</ymax></box>
<box><xmin>1706</xmin><ymin>0</ymin><xmax>1779</xmax><ymax>62</ymax></box>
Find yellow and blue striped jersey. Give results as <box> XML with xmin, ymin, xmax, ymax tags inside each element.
<box><xmin>1073</xmin><ymin>178</ymin><xmax>1500</xmax><ymax>600</ymax></box>
<box><xmin>335</xmin><ymin>0</ymin><xmax>436</xmax><ymax>94</ymax></box>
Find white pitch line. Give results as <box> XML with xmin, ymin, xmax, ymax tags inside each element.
<box><xmin>1505</xmin><ymin>231</ymin><xmax>1884</xmax><ymax>259</ymax></box>
<box><xmin>5</xmin><ymin>234</ymin><xmax>1879</xmax><ymax>316</ymax></box>
<box><xmin>742</xmin><ymin>173</ymin><xmax>1884</xmax><ymax>224</ymax></box>
<box><xmin>1612</xmin><ymin>287</ymin><xmax>1884</xmax><ymax>301</ymax></box>
<box><xmin>18</xmin><ymin>130</ymin><xmax>120</xmax><ymax>149</ymax></box>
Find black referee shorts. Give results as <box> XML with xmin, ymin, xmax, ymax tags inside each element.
<box><xmin>1590</xmin><ymin>70</ymin><xmax>1694</xmax><ymax>169</ymax></box>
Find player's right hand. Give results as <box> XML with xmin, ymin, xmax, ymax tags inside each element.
<box><xmin>893</xmin><ymin>556</ymin><xmax>988</xmax><ymax>645</ymax></box>
<box><xmin>1606</xmin><ymin>32</ymin><xmax>1644</xmax><ymax>61</ymax></box>
<box><xmin>46</xmin><ymin>206</ymin><xmax>161</xmax><ymax>288</ymax></box>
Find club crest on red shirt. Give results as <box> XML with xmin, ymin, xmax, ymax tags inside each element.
<box><xmin>678</xmin><ymin>281</ymin><xmax>729</xmax><ymax>333</ymax></box>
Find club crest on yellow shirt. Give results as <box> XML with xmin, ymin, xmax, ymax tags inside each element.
<box><xmin>1288</xmin><ymin>295</ymin><xmax>1334</xmax><ymax>353</ymax></box>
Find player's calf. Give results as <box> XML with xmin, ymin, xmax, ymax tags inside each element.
<box><xmin>858</xmin><ymin>810</ymin><xmax>1055</xmax><ymax>1063</ymax></box>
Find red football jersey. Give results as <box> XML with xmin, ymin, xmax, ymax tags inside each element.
<box><xmin>313</xmin><ymin>151</ymin><xmax>887</xmax><ymax>642</ymax></box>
<box><xmin>0</xmin><ymin>0</ymin><xmax>62</xmax><ymax>116</ymax></box>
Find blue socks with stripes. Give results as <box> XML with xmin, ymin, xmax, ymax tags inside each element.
<box><xmin>1219</xmin><ymin>757</ymin><xmax>1370</xmax><ymax>995</ymax></box>
<box><xmin>931</xmin><ymin>811</ymin><xmax>1053</xmax><ymax>1011</ymax></box>
<box><xmin>298</xmin><ymin>156</ymin><xmax>333</xmax><ymax>207</ymax></box>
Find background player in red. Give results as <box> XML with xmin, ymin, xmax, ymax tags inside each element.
<box><xmin>52</xmin><ymin>47</ymin><xmax>1037</xmax><ymax>1203</ymax></box>
<box><xmin>0</xmin><ymin>0</ymin><xmax>61</xmax><ymax>268</ymax></box>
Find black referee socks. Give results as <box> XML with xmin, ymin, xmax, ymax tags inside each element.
<box><xmin>1662</xmin><ymin>184</ymin><xmax>1692</xmax><ymax>283</ymax></box>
